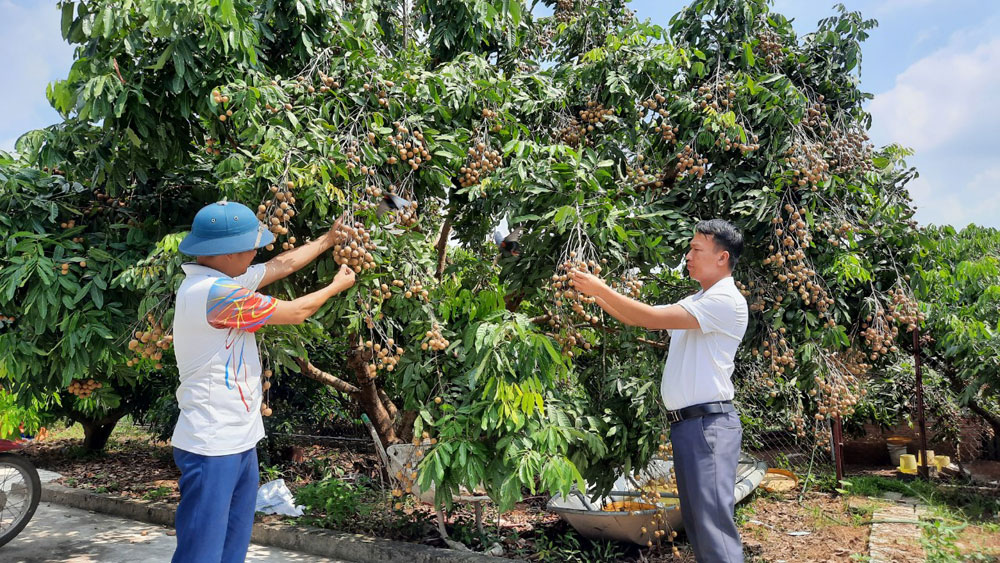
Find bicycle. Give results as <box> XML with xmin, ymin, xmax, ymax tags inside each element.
<box><xmin>0</xmin><ymin>439</ymin><xmax>41</xmax><ymax>547</ymax></box>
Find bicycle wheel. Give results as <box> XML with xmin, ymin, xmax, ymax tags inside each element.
<box><xmin>0</xmin><ymin>453</ymin><xmax>41</xmax><ymax>547</ymax></box>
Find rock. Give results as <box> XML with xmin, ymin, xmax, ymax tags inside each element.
<box><xmin>486</xmin><ymin>542</ymin><xmax>504</xmax><ymax>556</ymax></box>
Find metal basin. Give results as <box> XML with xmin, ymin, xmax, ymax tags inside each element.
<box><xmin>547</xmin><ymin>454</ymin><xmax>767</xmax><ymax>545</ymax></box>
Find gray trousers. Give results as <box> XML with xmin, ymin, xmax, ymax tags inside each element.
<box><xmin>670</xmin><ymin>411</ymin><xmax>744</xmax><ymax>562</ymax></box>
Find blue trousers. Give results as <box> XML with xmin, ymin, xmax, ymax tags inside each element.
<box><xmin>671</xmin><ymin>411</ymin><xmax>744</xmax><ymax>563</ymax></box>
<box><xmin>172</xmin><ymin>447</ymin><xmax>259</xmax><ymax>563</ymax></box>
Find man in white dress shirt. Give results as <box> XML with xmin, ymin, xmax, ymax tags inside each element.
<box><xmin>572</xmin><ymin>219</ymin><xmax>748</xmax><ymax>562</ymax></box>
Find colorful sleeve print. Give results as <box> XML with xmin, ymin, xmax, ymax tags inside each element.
<box><xmin>206</xmin><ymin>278</ymin><xmax>276</xmax><ymax>333</ymax></box>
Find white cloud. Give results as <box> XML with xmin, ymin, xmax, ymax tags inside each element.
<box><xmin>869</xmin><ymin>37</ymin><xmax>1000</xmax><ymax>153</ymax></box>
<box><xmin>0</xmin><ymin>1</ymin><xmax>75</xmax><ymax>143</ymax></box>
<box><xmin>904</xmin><ymin>166</ymin><xmax>1000</xmax><ymax>228</ymax></box>
<box><xmin>867</xmin><ymin>24</ymin><xmax>1000</xmax><ymax>228</ymax></box>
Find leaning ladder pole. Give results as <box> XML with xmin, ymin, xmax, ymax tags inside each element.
<box><xmin>913</xmin><ymin>326</ymin><xmax>931</xmax><ymax>479</ymax></box>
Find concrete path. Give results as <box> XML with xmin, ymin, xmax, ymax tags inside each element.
<box><xmin>2</xmin><ymin>501</ymin><xmax>349</xmax><ymax>563</ymax></box>
<box><xmin>868</xmin><ymin>494</ymin><xmax>927</xmax><ymax>563</ymax></box>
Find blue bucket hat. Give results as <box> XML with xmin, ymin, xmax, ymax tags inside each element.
<box><xmin>178</xmin><ymin>200</ymin><xmax>275</xmax><ymax>256</ymax></box>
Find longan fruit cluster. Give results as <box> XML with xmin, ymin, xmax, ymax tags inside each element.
<box><xmin>697</xmin><ymin>78</ymin><xmax>739</xmax><ymax>112</ymax></box>
<box><xmin>257</xmin><ymin>181</ymin><xmax>298</xmax><ymax>250</ymax></box>
<box><xmin>58</xmin><ymin>258</ymin><xmax>87</xmax><ymax>276</ymax></box>
<box><xmin>422</xmin><ymin>323</ymin><xmax>449</xmax><ymax>351</ymax></box>
<box><xmin>89</xmin><ymin>189</ymin><xmax>128</xmax><ymax>216</ymax></box>
<box><xmin>459</xmin><ymin>142</ymin><xmax>502</xmax><ymax>188</ymax></box>
<box><xmin>736</xmin><ymin>279</ymin><xmax>768</xmax><ymax>313</ymax></box>
<box><xmin>751</xmin><ymin>329</ymin><xmax>796</xmax><ymax>386</ymax></box>
<box><xmin>675</xmin><ymin>145</ymin><xmax>708</xmax><ymax>179</ymax></box>
<box><xmin>204</xmin><ymin>137</ymin><xmax>222</xmax><ymax>157</ymax></box>
<box><xmin>480</xmin><ymin>107</ymin><xmax>498</xmax><ymax>120</ymax></box>
<box><xmin>640</xmin><ymin>93</ymin><xmax>668</xmax><ymax>114</ymax></box>
<box><xmin>762</xmin><ymin>204</ymin><xmax>835</xmax><ymax>316</ymax></box>
<box><xmin>260</xmin><ymin>369</ymin><xmax>274</xmax><ymax>417</ymax></box>
<box><xmin>68</xmin><ymin>379</ymin><xmax>101</xmax><ymax>398</ymax></box>
<box><xmin>59</xmin><ymin>219</ymin><xmax>77</xmax><ymax>230</ymax></box>
<box><xmin>631</xmin><ymin>434</ymin><xmax>681</xmax><ymax>552</ymax></box>
<box><xmin>264</xmin><ymin>100</ymin><xmax>294</xmax><ymax>114</ymax></box>
<box><xmin>363</xmin><ymin>184</ymin><xmax>385</xmax><ymax>199</ymax></box>
<box><xmin>625</xmin><ymin>159</ymin><xmax>672</xmax><ymax>194</ymax></box>
<box><xmin>818</xmin><ymin>218</ymin><xmax>854</xmax><ymax>247</ymax></box>
<box><xmin>828</xmin><ymin>125</ymin><xmax>874</xmax><ymax>175</ymax></box>
<box><xmin>696</xmin><ymin>81</ymin><xmax>733</xmax><ymax>112</ymax></box>
<box><xmin>366</xmin><ymin>81</ymin><xmax>392</xmax><ymax>108</ymax></box>
<box><xmin>811</xmin><ymin>371</ymin><xmax>862</xmax><ymax>421</ymax></box>
<box><xmin>212</xmin><ymin>89</ymin><xmax>234</xmax><ymax>122</ymax></box>
<box><xmin>888</xmin><ymin>287</ymin><xmax>924</xmax><ymax>331</ymax></box>
<box><xmin>372</xmin><ymin>278</ymin><xmax>405</xmax><ymax>300</ymax></box>
<box><xmin>387</xmin><ymin>122</ymin><xmax>430</xmax><ymax>171</ymax></box>
<box><xmin>756</xmin><ymin>26</ymin><xmax>783</xmax><ymax>67</ymax></box>
<box><xmin>612</xmin><ymin>275</ymin><xmax>643</xmax><ymax>299</ymax></box>
<box><xmin>554</xmin><ymin>117</ymin><xmax>585</xmax><ymax>147</ymax></box>
<box><xmin>782</xmin><ymin>142</ymin><xmax>830</xmax><ymax>191</ymax></box>
<box><xmin>860</xmin><ymin>308</ymin><xmax>899</xmax><ymax>361</ymax></box>
<box><xmin>0</xmin><ymin>314</ymin><xmax>14</xmax><ymax>328</ymax></box>
<box><xmin>546</xmin><ymin>254</ymin><xmax>603</xmax><ymax>355</ymax></box>
<box><xmin>402</xmin><ymin>280</ymin><xmax>429</xmax><ymax>301</ymax></box>
<box><xmin>639</xmin><ymin>95</ymin><xmax>679</xmax><ymax>143</ymax></box>
<box><xmin>345</xmin><ymin>139</ymin><xmax>371</xmax><ymax>175</ymax></box>
<box><xmin>316</xmin><ymin>71</ymin><xmax>342</xmax><ymax>93</ymax></box>
<box><xmin>578</xmin><ymin>100</ymin><xmax>614</xmax><ymax>131</ymax></box>
<box><xmin>555</xmin><ymin>0</ymin><xmax>575</xmax><ymax>22</ymax></box>
<box><xmin>654</xmin><ymin>119</ymin><xmax>679</xmax><ymax>143</ymax></box>
<box><xmin>363</xmin><ymin>339</ymin><xmax>404</xmax><ymax>379</ymax></box>
<box><xmin>330</xmin><ymin>222</ymin><xmax>377</xmax><ymax>274</ymax></box>
<box><xmin>718</xmin><ymin>131</ymin><xmax>760</xmax><ymax>155</ymax></box>
<box><xmin>802</xmin><ymin>98</ymin><xmax>828</xmax><ymax>130</ymax></box>
<box><xmin>127</xmin><ymin>318</ymin><xmax>171</xmax><ymax>369</ymax></box>
<box><xmin>395</xmin><ymin>199</ymin><xmax>419</xmax><ymax>228</ymax></box>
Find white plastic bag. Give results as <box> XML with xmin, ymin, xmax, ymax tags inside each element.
<box><xmin>255</xmin><ymin>479</ymin><xmax>305</xmax><ymax>517</ymax></box>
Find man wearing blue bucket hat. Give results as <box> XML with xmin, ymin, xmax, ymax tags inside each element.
<box><xmin>171</xmin><ymin>200</ymin><xmax>355</xmax><ymax>563</ymax></box>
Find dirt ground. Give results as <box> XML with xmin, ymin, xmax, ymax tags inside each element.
<box><xmin>19</xmin><ymin>434</ymin><xmax>1000</xmax><ymax>561</ymax></box>
<box><xmin>738</xmin><ymin>492</ymin><xmax>870</xmax><ymax>563</ymax></box>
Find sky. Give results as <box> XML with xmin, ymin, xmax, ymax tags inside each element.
<box><xmin>1</xmin><ymin>0</ymin><xmax>998</xmax><ymax>228</ymax></box>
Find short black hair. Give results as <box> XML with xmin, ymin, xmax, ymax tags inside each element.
<box><xmin>695</xmin><ymin>219</ymin><xmax>743</xmax><ymax>270</ymax></box>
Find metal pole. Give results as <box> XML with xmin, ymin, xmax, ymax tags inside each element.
<box><xmin>913</xmin><ymin>326</ymin><xmax>931</xmax><ymax>479</ymax></box>
<box><xmin>832</xmin><ymin>415</ymin><xmax>844</xmax><ymax>485</ymax></box>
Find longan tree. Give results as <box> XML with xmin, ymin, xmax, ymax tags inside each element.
<box><xmin>4</xmin><ymin>0</ymin><xmax>931</xmax><ymax>511</ymax></box>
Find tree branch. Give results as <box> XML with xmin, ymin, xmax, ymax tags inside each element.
<box><xmin>377</xmin><ymin>387</ymin><xmax>399</xmax><ymax>421</ymax></box>
<box><xmin>295</xmin><ymin>357</ymin><xmax>361</xmax><ymax>396</ymax></box>
<box><xmin>532</xmin><ymin>313</ymin><xmax>669</xmax><ymax>350</ymax></box>
<box><xmin>435</xmin><ymin>214</ymin><xmax>453</xmax><ymax>279</ymax></box>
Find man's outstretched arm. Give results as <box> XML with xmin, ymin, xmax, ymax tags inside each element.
<box><xmin>259</xmin><ymin>215</ymin><xmax>343</xmax><ymax>289</ymax></box>
<box><xmin>571</xmin><ymin>270</ymin><xmax>700</xmax><ymax>331</ymax></box>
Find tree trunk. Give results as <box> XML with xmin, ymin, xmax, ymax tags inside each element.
<box><xmin>345</xmin><ymin>335</ymin><xmax>400</xmax><ymax>446</ymax></box>
<box><xmin>938</xmin><ymin>360</ymin><xmax>1000</xmax><ymax>437</ymax></box>
<box><xmin>295</xmin><ymin>344</ymin><xmax>404</xmax><ymax>447</ymax></box>
<box><xmin>967</xmin><ymin>397</ymin><xmax>1000</xmax><ymax>438</ymax></box>
<box><xmin>435</xmin><ymin>214</ymin><xmax>453</xmax><ymax>279</ymax></box>
<box><xmin>395</xmin><ymin>410</ymin><xmax>418</xmax><ymax>443</ymax></box>
<box><xmin>81</xmin><ymin>417</ymin><xmax>121</xmax><ymax>451</ymax></box>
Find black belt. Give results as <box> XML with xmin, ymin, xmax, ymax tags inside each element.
<box><xmin>666</xmin><ymin>401</ymin><xmax>734</xmax><ymax>424</ymax></box>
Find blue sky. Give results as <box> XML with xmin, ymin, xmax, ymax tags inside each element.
<box><xmin>2</xmin><ymin>0</ymin><xmax>998</xmax><ymax>228</ymax></box>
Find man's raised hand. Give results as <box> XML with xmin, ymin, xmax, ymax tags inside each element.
<box><xmin>333</xmin><ymin>263</ymin><xmax>356</xmax><ymax>290</ymax></box>
<box><xmin>570</xmin><ymin>268</ymin><xmax>607</xmax><ymax>299</ymax></box>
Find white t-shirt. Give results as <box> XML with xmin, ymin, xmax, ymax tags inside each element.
<box><xmin>171</xmin><ymin>263</ymin><xmax>275</xmax><ymax>456</ymax></box>
<box><xmin>660</xmin><ymin>276</ymin><xmax>748</xmax><ymax>411</ymax></box>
